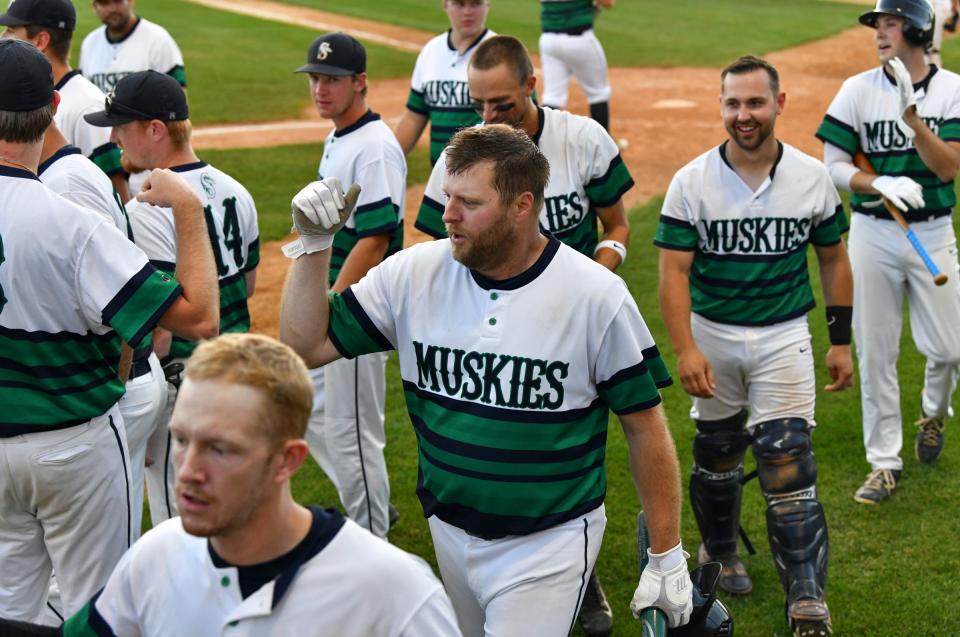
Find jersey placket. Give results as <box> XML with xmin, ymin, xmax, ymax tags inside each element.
<box><xmin>480</xmin><ymin>289</ymin><xmax>505</xmax><ymax>339</ymax></box>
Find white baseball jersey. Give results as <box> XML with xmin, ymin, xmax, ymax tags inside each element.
<box><xmin>816</xmin><ymin>65</ymin><xmax>960</xmax><ymax>222</ymax></box>
<box><xmin>54</xmin><ymin>71</ymin><xmax>123</xmax><ymax>177</ymax></box>
<box><xmin>61</xmin><ymin>509</ymin><xmax>462</xmax><ymax>636</ymax></box>
<box><xmin>79</xmin><ymin>17</ymin><xmax>186</xmax><ymax>93</ymax></box>
<box><xmin>318</xmin><ymin>111</ymin><xmax>405</xmax><ymax>285</ymax></box>
<box><xmin>655</xmin><ymin>141</ymin><xmax>847</xmax><ymax>326</ymax></box>
<box><xmin>406</xmin><ymin>29</ymin><xmax>496</xmax><ymax>164</ymax></box>
<box><xmin>38</xmin><ymin>145</ymin><xmax>129</xmax><ymax>237</ymax></box>
<box><xmin>416</xmin><ymin>107</ymin><xmax>633</xmax><ymax>256</ymax></box>
<box><xmin>128</xmin><ymin>161</ymin><xmax>259</xmax><ymax>358</ymax></box>
<box><xmin>326</xmin><ymin>236</ymin><xmax>671</xmax><ymax>538</ymax></box>
<box><xmin>0</xmin><ymin>167</ymin><xmax>181</xmax><ymax>429</ymax></box>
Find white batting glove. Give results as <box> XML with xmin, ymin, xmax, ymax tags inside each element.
<box><xmin>872</xmin><ymin>175</ymin><xmax>925</xmax><ymax>211</ymax></box>
<box><xmin>290</xmin><ymin>177</ymin><xmax>360</xmax><ymax>253</ymax></box>
<box><xmin>629</xmin><ymin>542</ymin><xmax>693</xmax><ymax>628</ymax></box>
<box><xmin>889</xmin><ymin>57</ymin><xmax>917</xmax><ymax>139</ymax></box>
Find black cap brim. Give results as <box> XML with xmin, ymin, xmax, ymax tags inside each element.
<box><xmin>294</xmin><ymin>62</ymin><xmax>356</xmax><ymax>75</ymax></box>
<box><xmin>0</xmin><ymin>13</ymin><xmax>29</xmax><ymax>26</ymax></box>
<box><xmin>83</xmin><ymin>110</ymin><xmax>136</xmax><ymax>127</ymax></box>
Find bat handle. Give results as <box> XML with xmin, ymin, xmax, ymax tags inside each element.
<box><xmin>637</xmin><ymin>511</ymin><xmax>669</xmax><ymax>636</ymax></box>
<box><xmin>904</xmin><ymin>229</ymin><xmax>948</xmax><ymax>285</ymax></box>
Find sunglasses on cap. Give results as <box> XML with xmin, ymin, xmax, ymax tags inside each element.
<box><xmin>104</xmin><ymin>90</ymin><xmax>156</xmax><ymax>121</ymax></box>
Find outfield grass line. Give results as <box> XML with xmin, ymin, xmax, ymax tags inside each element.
<box><xmin>182</xmin><ymin>0</ymin><xmax>429</xmax><ymax>51</ymax></box>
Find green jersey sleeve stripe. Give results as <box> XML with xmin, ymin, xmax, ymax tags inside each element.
<box><xmin>245</xmin><ymin>238</ymin><xmax>260</xmax><ymax>271</ymax></box>
<box><xmin>655</xmin><ymin>215</ymin><xmax>699</xmax><ymax>249</ymax></box>
<box><xmin>89</xmin><ymin>143</ymin><xmax>123</xmax><ymax>176</ymax></box>
<box><xmin>328</xmin><ymin>288</ymin><xmax>394</xmax><ymax>358</ymax></box>
<box><xmin>103</xmin><ymin>266</ymin><xmax>182</xmax><ymax>348</ymax></box>
<box><xmin>354</xmin><ymin>199</ymin><xmax>399</xmax><ymax>236</ymax></box>
<box><xmin>810</xmin><ymin>211</ymin><xmax>845</xmax><ymax>246</ymax></box>
<box><xmin>585</xmin><ymin>156</ymin><xmax>634</xmax><ymax>208</ymax></box>
<box><xmin>61</xmin><ymin>592</ymin><xmax>117</xmax><ymax>637</ymax></box>
<box><xmin>415</xmin><ymin>196</ymin><xmax>448</xmax><ymax>238</ymax></box>
<box><xmin>167</xmin><ymin>65</ymin><xmax>186</xmax><ymax>86</ymax></box>
<box><xmin>407</xmin><ymin>88</ymin><xmax>428</xmax><ymax>114</ymax></box>
<box><xmin>816</xmin><ymin>115</ymin><xmax>860</xmax><ymax>155</ymax></box>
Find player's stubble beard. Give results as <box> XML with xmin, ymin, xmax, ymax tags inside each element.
<box><xmin>450</xmin><ymin>203</ymin><xmax>514</xmax><ymax>273</ymax></box>
<box><xmin>177</xmin><ymin>457</ymin><xmax>274</xmax><ymax>540</ymax></box>
<box><xmin>726</xmin><ymin>113</ymin><xmax>775</xmax><ymax>152</ymax></box>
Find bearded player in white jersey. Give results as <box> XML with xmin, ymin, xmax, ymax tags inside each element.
<box><xmin>0</xmin><ymin>0</ymin><xmax>130</xmax><ymax>201</ymax></box>
<box><xmin>817</xmin><ymin>0</ymin><xmax>960</xmax><ymax>505</ymax></box>
<box><xmin>659</xmin><ymin>56</ymin><xmax>853</xmax><ymax>637</ymax></box>
<box><xmin>293</xmin><ymin>32</ymin><xmax>406</xmax><ymax>540</ymax></box>
<box><xmin>85</xmin><ymin>70</ymin><xmax>260</xmax><ymax>527</ymax></box>
<box><xmin>0</xmin><ymin>334</ymin><xmax>463</xmax><ymax>637</ymax></box>
<box><xmin>394</xmin><ymin>0</ymin><xmax>495</xmax><ymax>165</ymax></box>
<box><xmin>0</xmin><ymin>39</ymin><xmax>218</xmax><ymax>623</ymax></box>
<box><xmin>279</xmin><ymin>124</ymin><xmax>692</xmax><ymax>636</ymax></box>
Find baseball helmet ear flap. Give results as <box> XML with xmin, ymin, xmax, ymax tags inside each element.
<box><xmin>859</xmin><ymin>0</ymin><xmax>935</xmax><ymax>49</ymax></box>
<box><xmin>667</xmin><ymin>563</ymin><xmax>734</xmax><ymax>636</ymax></box>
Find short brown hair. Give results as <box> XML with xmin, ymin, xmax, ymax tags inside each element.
<box><xmin>25</xmin><ymin>24</ymin><xmax>72</xmax><ymax>64</ymax></box>
<box><xmin>185</xmin><ymin>334</ymin><xmax>313</xmax><ymax>445</ymax></box>
<box><xmin>445</xmin><ymin>124</ymin><xmax>550</xmax><ymax>212</ymax></box>
<box><xmin>469</xmin><ymin>35</ymin><xmax>533</xmax><ymax>85</ymax></box>
<box><xmin>0</xmin><ymin>103</ymin><xmax>54</xmax><ymax>143</ymax></box>
<box><xmin>165</xmin><ymin>118</ymin><xmax>192</xmax><ymax>147</ymax></box>
<box><xmin>721</xmin><ymin>55</ymin><xmax>780</xmax><ymax>95</ymax></box>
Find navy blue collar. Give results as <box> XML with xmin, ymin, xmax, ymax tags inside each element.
<box><xmin>55</xmin><ymin>69</ymin><xmax>83</xmax><ymax>91</ymax></box>
<box><xmin>446</xmin><ymin>28</ymin><xmax>488</xmax><ymax>54</ymax></box>
<box><xmin>105</xmin><ymin>16</ymin><xmax>141</xmax><ymax>45</ymax></box>
<box><xmin>882</xmin><ymin>63</ymin><xmax>938</xmax><ymax>92</ymax></box>
<box><xmin>38</xmin><ymin>145</ymin><xmax>82</xmax><ymax>176</ymax></box>
<box><xmin>0</xmin><ymin>165</ymin><xmax>39</xmax><ymax>180</ymax></box>
<box><xmin>470</xmin><ymin>234</ymin><xmax>561</xmax><ymax>291</ymax></box>
<box><xmin>719</xmin><ymin>140</ymin><xmax>784</xmax><ymax>180</ymax></box>
<box><xmin>170</xmin><ymin>160</ymin><xmax>207</xmax><ymax>173</ymax></box>
<box><xmin>333</xmin><ymin>110</ymin><xmax>381</xmax><ymax>138</ymax></box>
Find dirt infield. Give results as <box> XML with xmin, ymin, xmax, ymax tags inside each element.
<box><xmin>183</xmin><ymin>4</ymin><xmax>886</xmax><ymax>337</ymax></box>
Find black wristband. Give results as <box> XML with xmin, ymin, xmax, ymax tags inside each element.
<box><xmin>826</xmin><ymin>306</ymin><xmax>853</xmax><ymax>345</ymax></box>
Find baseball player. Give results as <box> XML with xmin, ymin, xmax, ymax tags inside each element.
<box><xmin>929</xmin><ymin>0</ymin><xmax>959</xmax><ymax>67</ymax></box>
<box><xmin>294</xmin><ymin>32</ymin><xmax>406</xmax><ymax>540</ymax></box>
<box><xmin>416</xmin><ymin>35</ymin><xmax>631</xmax><ymax>272</ymax></box>
<box><xmin>394</xmin><ymin>0</ymin><xmax>495</xmax><ymax>165</ymax></box>
<box><xmin>79</xmin><ymin>0</ymin><xmax>185</xmax><ymax>93</ymax></box>
<box><xmin>817</xmin><ymin>0</ymin><xmax>960</xmax><ymax>504</ymax></box>
<box><xmin>0</xmin><ymin>38</ymin><xmax>218</xmax><ymax>622</ymax></box>
<box><xmin>658</xmin><ymin>55</ymin><xmax>853</xmax><ymax>637</ymax></box>
<box><xmin>0</xmin><ymin>334</ymin><xmax>463</xmax><ymax>637</ymax></box>
<box><xmin>0</xmin><ymin>0</ymin><xmax>130</xmax><ymax>202</ymax></box>
<box><xmin>279</xmin><ymin>124</ymin><xmax>693</xmax><ymax>636</ymax></box>
<box><xmin>538</xmin><ymin>0</ymin><xmax>614</xmax><ymax>131</ymax></box>
<box><xmin>85</xmin><ymin>71</ymin><xmax>260</xmax><ymax>525</ymax></box>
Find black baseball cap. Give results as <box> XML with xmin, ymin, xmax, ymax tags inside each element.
<box><xmin>84</xmin><ymin>70</ymin><xmax>189</xmax><ymax>127</ymax></box>
<box><xmin>0</xmin><ymin>0</ymin><xmax>76</xmax><ymax>31</ymax></box>
<box><xmin>295</xmin><ymin>32</ymin><xmax>366</xmax><ymax>76</ymax></box>
<box><xmin>0</xmin><ymin>39</ymin><xmax>53</xmax><ymax>111</ymax></box>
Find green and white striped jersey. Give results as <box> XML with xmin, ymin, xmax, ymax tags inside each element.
<box><xmin>541</xmin><ymin>0</ymin><xmax>597</xmax><ymax>34</ymax></box>
<box><xmin>655</xmin><ymin>141</ymin><xmax>847</xmax><ymax>326</ymax></box>
<box><xmin>128</xmin><ymin>161</ymin><xmax>259</xmax><ymax>358</ymax></box>
<box><xmin>0</xmin><ymin>167</ymin><xmax>181</xmax><ymax>430</ymax></box>
<box><xmin>417</xmin><ymin>107</ymin><xmax>634</xmax><ymax>257</ymax></box>
<box><xmin>817</xmin><ymin>65</ymin><xmax>960</xmax><ymax>222</ymax></box>
<box><xmin>406</xmin><ymin>29</ymin><xmax>495</xmax><ymax>165</ymax></box>
<box><xmin>327</xmin><ymin>236</ymin><xmax>671</xmax><ymax>537</ymax></box>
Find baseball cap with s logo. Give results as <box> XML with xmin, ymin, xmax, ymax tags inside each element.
<box><xmin>295</xmin><ymin>32</ymin><xmax>366</xmax><ymax>76</ymax></box>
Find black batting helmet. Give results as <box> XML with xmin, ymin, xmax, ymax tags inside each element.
<box><xmin>859</xmin><ymin>0</ymin><xmax>935</xmax><ymax>49</ymax></box>
<box><xmin>668</xmin><ymin>563</ymin><xmax>734</xmax><ymax>637</ymax></box>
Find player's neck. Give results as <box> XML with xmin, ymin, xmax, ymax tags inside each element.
<box><xmin>39</xmin><ymin>125</ymin><xmax>70</xmax><ymax>166</ymax></box>
<box><xmin>50</xmin><ymin>59</ymin><xmax>71</xmax><ymax>85</ymax></box>
<box><xmin>519</xmin><ymin>100</ymin><xmax>540</xmax><ymax>140</ymax></box>
<box><xmin>209</xmin><ymin>497</ymin><xmax>313</xmax><ymax>566</ymax></box>
<box><xmin>725</xmin><ymin>136</ymin><xmax>779</xmax><ymax>188</ymax></box>
<box><xmin>450</xmin><ymin>27</ymin><xmax>483</xmax><ymax>53</ymax></box>
<box><xmin>160</xmin><ymin>146</ymin><xmax>201</xmax><ymax>170</ymax></box>
<box><xmin>476</xmin><ymin>230</ymin><xmax>548</xmax><ymax>281</ymax></box>
<box><xmin>332</xmin><ymin>98</ymin><xmax>369</xmax><ymax>131</ymax></box>
<box><xmin>896</xmin><ymin>49</ymin><xmax>931</xmax><ymax>83</ymax></box>
<box><xmin>107</xmin><ymin>15</ymin><xmax>138</xmax><ymax>41</ymax></box>
<box><xmin>0</xmin><ymin>141</ymin><xmax>41</xmax><ymax>174</ymax></box>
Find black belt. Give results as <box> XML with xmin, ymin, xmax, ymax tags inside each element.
<box><xmin>544</xmin><ymin>25</ymin><xmax>592</xmax><ymax>35</ymax></box>
<box><xmin>129</xmin><ymin>357</ymin><xmax>152</xmax><ymax>380</ymax></box>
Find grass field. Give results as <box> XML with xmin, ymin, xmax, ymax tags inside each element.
<box><xmin>278</xmin><ymin>0</ymin><xmax>861</xmax><ymax>67</ymax></box>
<box><xmin>68</xmin><ymin>0</ymin><xmax>416</xmax><ymax>124</ymax></box>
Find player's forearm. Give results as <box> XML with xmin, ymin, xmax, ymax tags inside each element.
<box><xmin>118</xmin><ymin>342</ymin><xmax>133</xmax><ymax>383</ymax></box>
<box><xmin>280</xmin><ymin>251</ymin><xmax>334</xmax><ymax>368</ymax></box>
<box><xmin>170</xmin><ymin>195</ymin><xmax>219</xmax><ymax>335</ymax></box>
<box><xmin>394</xmin><ymin>110</ymin><xmax>429</xmax><ymax>156</ymax></box>
<box><xmin>595</xmin><ymin>203</ymin><xmax>630</xmax><ymax>271</ymax></box>
<box><xmin>658</xmin><ymin>256</ymin><xmax>697</xmax><ymax>355</ymax></box>
<box><xmin>331</xmin><ymin>234</ymin><xmax>390</xmax><ymax>293</ymax></box>
<box><xmin>620</xmin><ymin>406</ymin><xmax>682</xmax><ymax>553</ymax></box>
<box><xmin>906</xmin><ymin>115</ymin><xmax>960</xmax><ymax>183</ymax></box>
<box><xmin>815</xmin><ymin>242</ymin><xmax>853</xmax><ymax>307</ymax></box>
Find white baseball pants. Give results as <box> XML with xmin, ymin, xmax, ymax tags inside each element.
<box><xmin>690</xmin><ymin>314</ymin><xmax>817</xmax><ymax>430</ymax></box>
<box><xmin>0</xmin><ymin>407</ymin><xmax>130</xmax><ymax>621</ymax></box>
<box><xmin>307</xmin><ymin>351</ymin><xmax>390</xmax><ymax>538</ymax></box>
<box><xmin>849</xmin><ymin>214</ymin><xmax>960</xmax><ymax>470</ymax></box>
<box><xmin>145</xmin><ymin>356</ymin><xmax>186</xmax><ymax>525</ymax></box>
<box><xmin>538</xmin><ymin>29</ymin><xmax>611</xmax><ymax>107</ymax></box>
<box><xmin>428</xmin><ymin>504</ymin><xmax>605</xmax><ymax>637</ymax></box>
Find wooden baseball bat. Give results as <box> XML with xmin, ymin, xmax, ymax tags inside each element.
<box><xmin>637</xmin><ymin>511</ymin><xmax>668</xmax><ymax>637</ymax></box>
<box><xmin>853</xmin><ymin>151</ymin><xmax>948</xmax><ymax>286</ymax></box>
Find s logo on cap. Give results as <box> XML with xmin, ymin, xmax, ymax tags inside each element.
<box><xmin>317</xmin><ymin>42</ymin><xmax>332</xmax><ymax>60</ymax></box>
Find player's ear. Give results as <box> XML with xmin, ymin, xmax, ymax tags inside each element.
<box><xmin>273</xmin><ymin>439</ymin><xmax>309</xmax><ymax>483</ymax></box>
<box><xmin>354</xmin><ymin>72</ymin><xmax>367</xmax><ymax>94</ymax></box>
<box><xmin>51</xmin><ymin>90</ymin><xmax>61</xmax><ymax>116</ymax></box>
<box><xmin>776</xmin><ymin>91</ymin><xmax>786</xmax><ymax>115</ymax></box>
<box><xmin>526</xmin><ymin>73</ymin><xmax>536</xmax><ymax>97</ymax></box>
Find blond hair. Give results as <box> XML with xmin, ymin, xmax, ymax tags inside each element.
<box><xmin>185</xmin><ymin>334</ymin><xmax>313</xmax><ymax>445</ymax></box>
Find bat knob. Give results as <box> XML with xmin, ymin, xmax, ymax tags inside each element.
<box><xmin>934</xmin><ymin>273</ymin><xmax>949</xmax><ymax>286</ymax></box>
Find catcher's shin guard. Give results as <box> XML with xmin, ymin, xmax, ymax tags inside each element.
<box><xmin>690</xmin><ymin>410</ymin><xmax>750</xmax><ymax>560</ymax></box>
<box><xmin>753</xmin><ymin>418</ymin><xmax>828</xmax><ymax>606</ymax></box>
